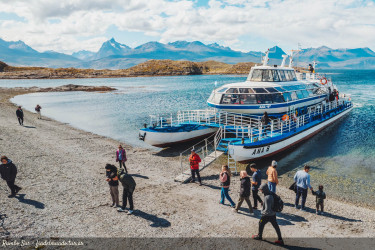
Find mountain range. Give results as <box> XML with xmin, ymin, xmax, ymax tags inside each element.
<box><xmin>1</xmin><ymin>37</ymin><xmax>375</xmax><ymax>69</ymax></box>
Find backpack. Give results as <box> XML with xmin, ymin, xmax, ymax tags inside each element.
<box><xmin>271</xmin><ymin>193</ymin><xmax>284</xmax><ymax>212</ymax></box>
<box><xmin>117</xmin><ymin>168</ymin><xmax>136</xmax><ymax>191</ymax></box>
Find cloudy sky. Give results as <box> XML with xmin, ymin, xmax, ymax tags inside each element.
<box><xmin>0</xmin><ymin>0</ymin><xmax>374</xmax><ymax>54</ymax></box>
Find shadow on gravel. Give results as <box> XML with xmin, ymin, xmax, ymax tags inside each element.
<box><xmin>23</xmin><ymin>125</ymin><xmax>36</xmax><ymax>129</ymax></box>
<box><xmin>131</xmin><ymin>174</ymin><xmax>149</xmax><ymax>179</ymax></box>
<box><xmin>322</xmin><ymin>212</ymin><xmax>362</xmax><ymax>222</ymax></box>
<box><xmin>133</xmin><ymin>210</ymin><xmax>171</xmax><ymax>228</ymax></box>
<box><xmin>16</xmin><ymin>194</ymin><xmax>45</xmax><ymax>209</ymax></box>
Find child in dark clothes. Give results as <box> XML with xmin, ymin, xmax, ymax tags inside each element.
<box><xmin>312</xmin><ymin>185</ymin><xmax>326</xmax><ymax>215</ymax></box>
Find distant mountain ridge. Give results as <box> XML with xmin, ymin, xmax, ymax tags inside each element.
<box><xmin>1</xmin><ymin>37</ymin><xmax>375</xmax><ymax>69</ymax></box>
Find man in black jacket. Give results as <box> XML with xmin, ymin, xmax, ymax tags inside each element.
<box><xmin>16</xmin><ymin>106</ymin><xmax>24</xmax><ymax>126</ymax></box>
<box><xmin>117</xmin><ymin>169</ymin><xmax>136</xmax><ymax>215</ymax></box>
<box><xmin>0</xmin><ymin>156</ymin><xmax>22</xmax><ymax>198</ymax></box>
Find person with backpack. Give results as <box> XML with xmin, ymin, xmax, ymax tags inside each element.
<box><xmin>234</xmin><ymin>171</ymin><xmax>253</xmax><ymax>214</ymax></box>
<box><xmin>16</xmin><ymin>106</ymin><xmax>24</xmax><ymax>126</ymax></box>
<box><xmin>117</xmin><ymin>169</ymin><xmax>136</xmax><ymax>215</ymax></box>
<box><xmin>252</xmin><ymin>183</ymin><xmax>284</xmax><ymax>245</ymax></box>
<box><xmin>35</xmin><ymin>104</ymin><xmax>42</xmax><ymax>119</ymax></box>
<box><xmin>266</xmin><ymin>160</ymin><xmax>278</xmax><ymax>193</ymax></box>
<box><xmin>105</xmin><ymin>164</ymin><xmax>120</xmax><ymax>207</ymax></box>
<box><xmin>189</xmin><ymin>149</ymin><xmax>202</xmax><ymax>185</ymax></box>
<box><xmin>250</xmin><ymin>163</ymin><xmax>263</xmax><ymax>210</ymax></box>
<box><xmin>294</xmin><ymin>165</ymin><xmax>313</xmax><ymax>211</ymax></box>
<box><xmin>312</xmin><ymin>185</ymin><xmax>326</xmax><ymax>215</ymax></box>
<box><xmin>116</xmin><ymin>145</ymin><xmax>127</xmax><ymax>172</ymax></box>
<box><xmin>0</xmin><ymin>156</ymin><xmax>22</xmax><ymax>198</ymax></box>
<box><xmin>219</xmin><ymin>165</ymin><xmax>236</xmax><ymax>208</ymax></box>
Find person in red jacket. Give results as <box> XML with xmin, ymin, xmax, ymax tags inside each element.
<box><xmin>189</xmin><ymin>149</ymin><xmax>202</xmax><ymax>185</ymax></box>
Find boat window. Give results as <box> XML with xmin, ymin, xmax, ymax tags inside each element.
<box><xmin>226</xmin><ymin>88</ymin><xmax>238</xmax><ymax>93</ymax></box>
<box><xmin>272</xmin><ymin>70</ymin><xmax>280</xmax><ymax>81</ymax></box>
<box><xmin>274</xmin><ymin>86</ymin><xmax>285</xmax><ymax>92</ymax></box>
<box><xmin>307</xmin><ymin>89</ymin><xmax>314</xmax><ymax>96</ymax></box>
<box><xmin>220</xmin><ymin>94</ymin><xmax>240</xmax><ymax>104</ymax></box>
<box><xmin>290</xmin><ymin>91</ymin><xmax>298</xmax><ymax>100</ymax></box>
<box><xmin>241</xmin><ymin>94</ymin><xmax>257</xmax><ymax>104</ymax></box>
<box><xmin>291</xmin><ymin>71</ymin><xmax>297</xmax><ymax>80</ymax></box>
<box><xmin>217</xmin><ymin>87</ymin><xmax>228</xmax><ymax>93</ymax></box>
<box><xmin>283</xmin><ymin>92</ymin><xmax>292</xmax><ymax>102</ymax></box>
<box><xmin>265</xmin><ymin>87</ymin><xmax>278</xmax><ymax>93</ymax></box>
<box><xmin>284</xmin><ymin>70</ymin><xmax>292</xmax><ymax>81</ymax></box>
<box><xmin>250</xmin><ymin>69</ymin><xmax>262</xmax><ymax>81</ymax></box>
<box><xmin>271</xmin><ymin>93</ymin><xmax>285</xmax><ymax>103</ymax></box>
<box><xmin>296</xmin><ymin>90</ymin><xmax>304</xmax><ymax>99</ymax></box>
<box><xmin>239</xmin><ymin>88</ymin><xmax>254</xmax><ymax>93</ymax></box>
<box><xmin>282</xmin><ymin>85</ymin><xmax>293</xmax><ymax>91</ymax></box>
<box><xmin>253</xmin><ymin>88</ymin><xmax>267</xmax><ymax>93</ymax></box>
<box><xmin>291</xmin><ymin>85</ymin><xmax>300</xmax><ymax>91</ymax></box>
<box><xmin>262</xmin><ymin>70</ymin><xmax>273</xmax><ymax>82</ymax></box>
<box><xmin>256</xmin><ymin>94</ymin><xmax>273</xmax><ymax>104</ymax></box>
<box><xmin>279</xmin><ymin>70</ymin><xmax>287</xmax><ymax>81</ymax></box>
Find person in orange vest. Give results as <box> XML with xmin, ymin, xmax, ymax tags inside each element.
<box><xmin>189</xmin><ymin>149</ymin><xmax>202</xmax><ymax>186</ymax></box>
<box><xmin>266</xmin><ymin>160</ymin><xmax>279</xmax><ymax>193</ymax></box>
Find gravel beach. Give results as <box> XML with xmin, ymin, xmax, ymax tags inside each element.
<box><xmin>1</xmin><ymin>89</ymin><xmax>374</xmax><ymax>249</ymax></box>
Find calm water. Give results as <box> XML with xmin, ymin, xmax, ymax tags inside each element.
<box><xmin>4</xmin><ymin>71</ymin><xmax>375</xmax><ymax>207</ymax></box>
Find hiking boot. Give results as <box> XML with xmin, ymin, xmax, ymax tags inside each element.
<box><xmin>127</xmin><ymin>210</ymin><xmax>133</xmax><ymax>215</ymax></box>
<box><xmin>199</xmin><ymin>182</ymin><xmax>202</xmax><ymax>186</ymax></box>
<box><xmin>117</xmin><ymin>208</ymin><xmax>126</xmax><ymax>212</ymax></box>
<box><xmin>275</xmin><ymin>240</ymin><xmax>284</xmax><ymax>246</ymax></box>
<box><xmin>295</xmin><ymin>205</ymin><xmax>299</xmax><ymax>209</ymax></box>
<box><xmin>231</xmin><ymin>205</ymin><xmax>236</xmax><ymax>208</ymax></box>
<box><xmin>252</xmin><ymin>235</ymin><xmax>262</xmax><ymax>240</ymax></box>
<box><xmin>110</xmin><ymin>203</ymin><xmax>115</xmax><ymax>207</ymax></box>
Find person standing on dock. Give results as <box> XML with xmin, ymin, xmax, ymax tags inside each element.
<box><xmin>189</xmin><ymin>149</ymin><xmax>202</xmax><ymax>186</ymax></box>
<box><xmin>266</xmin><ymin>160</ymin><xmax>279</xmax><ymax>193</ymax></box>
<box><xmin>35</xmin><ymin>104</ymin><xmax>42</xmax><ymax>119</ymax></box>
<box><xmin>252</xmin><ymin>183</ymin><xmax>284</xmax><ymax>245</ymax></box>
<box><xmin>294</xmin><ymin>165</ymin><xmax>313</xmax><ymax>211</ymax></box>
<box><xmin>116</xmin><ymin>145</ymin><xmax>128</xmax><ymax>172</ymax></box>
<box><xmin>0</xmin><ymin>156</ymin><xmax>22</xmax><ymax>198</ymax></box>
<box><xmin>16</xmin><ymin>106</ymin><xmax>24</xmax><ymax>126</ymax></box>
<box><xmin>219</xmin><ymin>165</ymin><xmax>236</xmax><ymax>208</ymax></box>
<box><xmin>234</xmin><ymin>171</ymin><xmax>253</xmax><ymax>214</ymax></box>
<box><xmin>250</xmin><ymin>163</ymin><xmax>263</xmax><ymax>209</ymax></box>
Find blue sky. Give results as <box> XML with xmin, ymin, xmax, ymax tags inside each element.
<box><xmin>0</xmin><ymin>0</ymin><xmax>374</xmax><ymax>54</ymax></box>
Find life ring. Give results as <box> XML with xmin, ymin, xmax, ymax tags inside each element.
<box><xmin>320</xmin><ymin>77</ymin><xmax>328</xmax><ymax>85</ymax></box>
<box><xmin>282</xmin><ymin>114</ymin><xmax>289</xmax><ymax>121</ymax></box>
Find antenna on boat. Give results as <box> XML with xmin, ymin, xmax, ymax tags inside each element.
<box><xmin>281</xmin><ymin>55</ymin><xmax>288</xmax><ymax>67</ymax></box>
<box><xmin>262</xmin><ymin>49</ymin><xmax>270</xmax><ymax>66</ymax></box>
<box><xmin>289</xmin><ymin>51</ymin><xmax>294</xmax><ymax>68</ymax></box>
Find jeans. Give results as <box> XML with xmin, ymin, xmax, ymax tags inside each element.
<box><xmin>235</xmin><ymin>196</ymin><xmax>253</xmax><ymax>213</ymax></box>
<box><xmin>252</xmin><ymin>189</ymin><xmax>263</xmax><ymax>207</ymax></box>
<box><xmin>258</xmin><ymin>215</ymin><xmax>282</xmax><ymax>240</ymax></box>
<box><xmin>295</xmin><ymin>186</ymin><xmax>308</xmax><ymax>208</ymax></box>
<box><xmin>268</xmin><ymin>181</ymin><xmax>277</xmax><ymax>193</ymax></box>
<box><xmin>118</xmin><ymin>161</ymin><xmax>127</xmax><ymax>172</ymax></box>
<box><xmin>6</xmin><ymin>179</ymin><xmax>20</xmax><ymax>195</ymax></box>
<box><xmin>122</xmin><ymin>188</ymin><xmax>134</xmax><ymax>210</ymax></box>
<box><xmin>316</xmin><ymin>202</ymin><xmax>324</xmax><ymax>212</ymax></box>
<box><xmin>191</xmin><ymin>169</ymin><xmax>201</xmax><ymax>183</ymax></box>
<box><xmin>17</xmin><ymin>117</ymin><xmax>23</xmax><ymax>125</ymax></box>
<box><xmin>109</xmin><ymin>185</ymin><xmax>119</xmax><ymax>205</ymax></box>
<box><xmin>220</xmin><ymin>187</ymin><xmax>235</xmax><ymax>207</ymax></box>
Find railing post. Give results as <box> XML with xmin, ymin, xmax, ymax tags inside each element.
<box><xmin>226</xmin><ymin>113</ymin><xmax>228</xmax><ymax>125</ymax></box>
<box><xmin>250</xmin><ymin>128</ymin><xmax>253</xmax><ymax>142</ymax></box>
<box><xmin>281</xmin><ymin>121</ymin><xmax>283</xmax><ymax>135</ymax></box>
<box><xmin>271</xmin><ymin>120</ymin><xmax>273</xmax><ymax>137</ymax></box>
<box><xmin>259</xmin><ymin>125</ymin><xmax>262</xmax><ymax>140</ymax></box>
<box><xmin>205</xmin><ymin>138</ymin><xmax>208</xmax><ymax>155</ymax></box>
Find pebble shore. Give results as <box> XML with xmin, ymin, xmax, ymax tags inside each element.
<box><xmin>0</xmin><ymin>88</ymin><xmax>374</xmax><ymax>249</ymax></box>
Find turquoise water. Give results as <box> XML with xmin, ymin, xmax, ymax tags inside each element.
<box><xmin>4</xmin><ymin>71</ymin><xmax>375</xmax><ymax>207</ymax></box>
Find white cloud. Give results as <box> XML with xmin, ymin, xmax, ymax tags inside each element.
<box><xmin>0</xmin><ymin>0</ymin><xmax>374</xmax><ymax>53</ymax></box>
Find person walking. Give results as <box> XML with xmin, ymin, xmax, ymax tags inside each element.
<box><xmin>252</xmin><ymin>183</ymin><xmax>284</xmax><ymax>245</ymax></box>
<box><xmin>250</xmin><ymin>163</ymin><xmax>263</xmax><ymax>210</ymax></box>
<box><xmin>189</xmin><ymin>149</ymin><xmax>202</xmax><ymax>185</ymax></box>
<box><xmin>312</xmin><ymin>185</ymin><xmax>326</xmax><ymax>215</ymax></box>
<box><xmin>35</xmin><ymin>104</ymin><xmax>42</xmax><ymax>119</ymax></box>
<box><xmin>234</xmin><ymin>171</ymin><xmax>253</xmax><ymax>214</ymax></box>
<box><xmin>16</xmin><ymin>106</ymin><xmax>24</xmax><ymax>126</ymax></box>
<box><xmin>0</xmin><ymin>156</ymin><xmax>22</xmax><ymax>198</ymax></box>
<box><xmin>116</xmin><ymin>145</ymin><xmax>127</xmax><ymax>172</ymax></box>
<box><xmin>105</xmin><ymin>164</ymin><xmax>120</xmax><ymax>207</ymax></box>
<box><xmin>219</xmin><ymin>165</ymin><xmax>235</xmax><ymax>208</ymax></box>
<box><xmin>117</xmin><ymin>169</ymin><xmax>136</xmax><ymax>215</ymax></box>
<box><xmin>266</xmin><ymin>160</ymin><xmax>279</xmax><ymax>193</ymax></box>
<box><xmin>294</xmin><ymin>165</ymin><xmax>313</xmax><ymax>211</ymax></box>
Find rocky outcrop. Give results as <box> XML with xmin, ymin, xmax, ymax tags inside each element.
<box><xmin>8</xmin><ymin>84</ymin><xmax>116</xmax><ymax>93</ymax></box>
